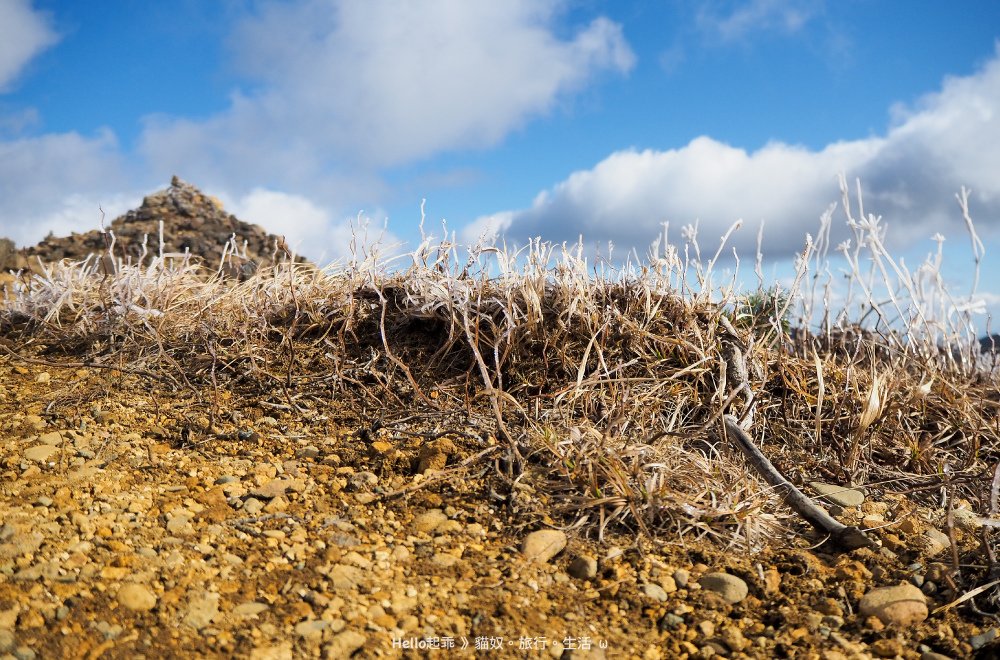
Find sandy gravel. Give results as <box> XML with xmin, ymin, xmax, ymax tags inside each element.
<box><xmin>0</xmin><ymin>360</ymin><xmax>996</xmax><ymax>659</ymax></box>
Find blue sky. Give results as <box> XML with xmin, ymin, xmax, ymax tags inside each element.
<box><xmin>2</xmin><ymin>1</ymin><xmax>1000</xmax><ymax>326</ymax></box>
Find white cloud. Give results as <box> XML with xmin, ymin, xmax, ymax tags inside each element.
<box><xmin>131</xmin><ymin>0</ymin><xmax>633</xmax><ymax>261</ymax></box>
<box><xmin>25</xmin><ymin>192</ymin><xmax>138</xmax><ymax>243</ymax></box>
<box><xmin>226</xmin><ymin>188</ymin><xmax>399</xmax><ymax>265</ymax></box>
<box><xmin>7</xmin><ymin>1</ymin><xmax>632</xmax><ymax>258</ymax></box>
<box><xmin>658</xmin><ymin>43</ymin><xmax>686</xmax><ymax>75</ymax></box>
<box><xmin>474</xmin><ymin>45</ymin><xmax>1000</xmax><ymax>258</ymax></box>
<box><xmin>0</xmin><ymin>4</ymin><xmax>129</xmax><ymax>248</ymax></box>
<box><xmin>0</xmin><ymin>0</ymin><xmax>59</xmax><ymax>91</ymax></box>
<box><xmin>0</xmin><ymin>130</ymin><xmax>132</xmax><ymax>247</ymax></box>
<box><xmin>697</xmin><ymin>0</ymin><xmax>823</xmax><ymax>41</ymax></box>
<box><xmin>0</xmin><ymin>107</ymin><xmax>39</xmax><ymax>136</ymax></box>
<box><xmin>139</xmin><ymin>0</ymin><xmax>634</xmax><ymax>180</ymax></box>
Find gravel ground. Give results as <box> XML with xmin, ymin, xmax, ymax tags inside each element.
<box><xmin>1</xmin><ymin>361</ymin><xmax>997</xmax><ymax>659</ymax></box>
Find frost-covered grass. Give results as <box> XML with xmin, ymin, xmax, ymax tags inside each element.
<box><xmin>1</xmin><ymin>177</ymin><xmax>998</xmax><ymax>553</ymax></box>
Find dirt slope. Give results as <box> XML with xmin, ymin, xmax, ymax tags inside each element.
<box><xmin>0</xmin><ymin>351</ymin><xmax>997</xmax><ymax>659</ymax></box>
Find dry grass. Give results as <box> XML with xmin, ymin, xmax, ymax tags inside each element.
<box><xmin>1</xmin><ymin>179</ymin><xmax>998</xmax><ymax>562</ymax></box>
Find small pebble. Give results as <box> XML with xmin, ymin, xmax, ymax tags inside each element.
<box><xmin>23</xmin><ymin>445</ymin><xmax>56</xmax><ymax>463</ymax></box>
<box><xmin>296</xmin><ymin>446</ymin><xmax>320</xmax><ymax>459</ymax></box>
<box><xmin>642</xmin><ymin>583</ymin><xmax>670</xmax><ymax>602</ymax></box>
<box><xmin>970</xmin><ymin>628</ymin><xmax>998</xmax><ymax>650</ymax></box>
<box><xmin>117</xmin><ymin>583</ymin><xmax>158</xmax><ymax>612</ymax></box>
<box><xmin>699</xmin><ymin>572</ymin><xmax>749</xmax><ymax>604</ymax></box>
<box><xmin>232</xmin><ymin>602</ymin><xmax>269</xmax><ymax>617</ymax></box>
<box><xmin>347</xmin><ymin>471</ymin><xmax>379</xmax><ymax>492</ymax></box>
<box><xmin>521</xmin><ymin>530</ymin><xmax>567</xmax><ymax>563</ymax></box>
<box><xmin>294</xmin><ymin>619</ymin><xmax>329</xmax><ymax>640</ymax></box>
<box><xmin>0</xmin><ymin>630</ymin><xmax>14</xmax><ymax>653</ymax></box>
<box><xmin>659</xmin><ymin>613</ymin><xmax>684</xmax><ymax>631</ymax></box>
<box><xmin>923</xmin><ymin>529</ymin><xmax>951</xmax><ymax>556</ymax></box>
<box><xmin>567</xmin><ymin>555</ymin><xmax>598</xmax><ymax>580</ymax></box>
<box><xmin>920</xmin><ymin>652</ymin><xmax>954</xmax><ymax>660</ymax></box>
<box><xmin>242</xmin><ymin>498</ymin><xmax>264</xmax><ymax>515</ymax></box>
<box><xmin>325</xmin><ymin>631</ymin><xmax>366</xmax><ymax>657</ymax></box>
<box><xmin>859</xmin><ymin>584</ymin><xmax>928</xmax><ymax>626</ymax></box>
<box><xmin>821</xmin><ymin>615</ymin><xmax>844</xmax><ymax>630</ymax></box>
<box><xmin>809</xmin><ymin>482</ymin><xmax>865</xmax><ymax>507</ymax></box>
<box><xmin>411</xmin><ymin>510</ymin><xmax>448</xmax><ymax>534</ymax></box>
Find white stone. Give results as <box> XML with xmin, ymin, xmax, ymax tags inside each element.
<box><xmin>810</xmin><ymin>482</ymin><xmax>865</xmax><ymax>507</ymax></box>
<box><xmin>23</xmin><ymin>445</ymin><xmax>56</xmax><ymax>463</ymax></box>
<box><xmin>699</xmin><ymin>572</ymin><xmax>749</xmax><ymax>604</ymax></box>
<box><xmin>859</xmin><ymin>584</ymin><xmax>928</xmax><ymax>626</ymax></box>
<box><xmin>117</xmin><ymin>584</ymin><xmax>157</xmax><ymax>612</ymax></box>
<box><xmin>521</xmin><ymin>530</ymin><xmax>567</xmax><ymax>563</ymax></box>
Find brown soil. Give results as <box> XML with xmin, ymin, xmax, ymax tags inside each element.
<box><xmin>0</xmin><ymin>352</ymin><xmax>997</xmax><ymax>659</ymax></box>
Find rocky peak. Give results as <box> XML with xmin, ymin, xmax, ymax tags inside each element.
<box><xmin>1</xmin><ymin>177</ymin><xmax>305</xmax><ymax>278</ymax></box>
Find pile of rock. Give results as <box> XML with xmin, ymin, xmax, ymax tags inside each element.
<box><xmin>0</xmin><ymin>176</ymin><xmax>306</xmax><ymax>279</ymax></box>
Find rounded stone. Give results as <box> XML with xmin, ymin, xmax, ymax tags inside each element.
<box><xmin>642</xmin><ymin>583</ymin><xmax>669</xmax><ymax>602</ymax></box>
<box><xmin>117</xmin><ymin>583</ymin><xmax>158</xmax><ymax>612</ymax></box>
<box><xmin>521</xmin><ymin>530</ymin><xmax>567</xmax><ymax>563</ymax></box>
<box><xmin>326</xmin><ymin>630</ymin><xmax>366</xmax><ymax>657</ymax></box>
<box><xmin>809</xmin><ymin>482</ymin><xmax>865</xmax><ymax>507</ymax></box>
<box><xmin>411</xmin><ymin>510</ymin><xmax>448</xmax><ymax>534</ymax></box>
<box><xmin>232</xmin><ymin>602</ymin><xmax>269</xmax><ymax>617</ymax></box>
<box><xmin>859</xmin><ymin>584</ymin><xmax>928</xmax><ymax>626</ymax></box>
<box><xmin>567</xmin><ymin>555</ymin><xmax>598</xmax><ymax>580</ymax></box>
<box><xmin>698</xmin><ymin>572</ymin><xmax>749</xmax><ymax>604</ymax></box>
<box><xmin>295</xmin><ymin>619</ymin><xmax>329</xmax><ymax>640</ymax></box>
<box><xmin>242</xmin><ymin>498</ymin><xmax>264</xmax><ymax>516</ymax></box>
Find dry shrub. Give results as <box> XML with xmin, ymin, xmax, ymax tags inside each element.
<box><xmin>1</xmin><ymin>179</ymin><xmax>998</xmax><ymax>557</ymax></box>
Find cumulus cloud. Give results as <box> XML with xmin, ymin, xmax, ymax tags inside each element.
<box><xmin>0</xmin><ymin>130</ymin><xmax>132</xmax><ymax>247</ymax></box>
<box><xmin>139</xmin><ymin>0</ymin><xmax>634</xmax><ymax>181</ymax></box>
<box><xmin>132</xmin><ymin>0</ymin><xmax>634</xmax><ymax>261</ymax></box>
<box><xmin>4</xmin><ymin>1</ymin><xmax>631</xmax><ymax>258</ymax></box>
<box><xmin>0</xmin><ymin>3</ymin><xmax>128</xmax><ymax>248</ymax></box>
<box><xmin>472</xmin><ymin>46</ymin><xmax>1000</xmax><ymax>258</ymax></box>
<box><xmin>0</xmin><ymin>0</ymin><xmax>58</xmax><ymax>91</ymax></box>
<box><xmin>226</xmin><ymin>188</ymin><xmax>397</xmax><ymax>264</ymax></box>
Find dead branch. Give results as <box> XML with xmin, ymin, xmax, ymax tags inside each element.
<box><xmin>722</xmin><ymin>414</ymin><xmax>876</xmax><ymax>550</ymax></box>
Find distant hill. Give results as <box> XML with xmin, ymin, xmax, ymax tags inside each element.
<box><xmin>0</xmin><ymin>176</ymin><xmax>305</xmax><ymax>279</ymax></box>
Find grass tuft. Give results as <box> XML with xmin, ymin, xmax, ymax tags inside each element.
<box><xmin>2</xmin><ymin>179</ymin><xmax>998</xmax><ymax>558</ymax></box>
